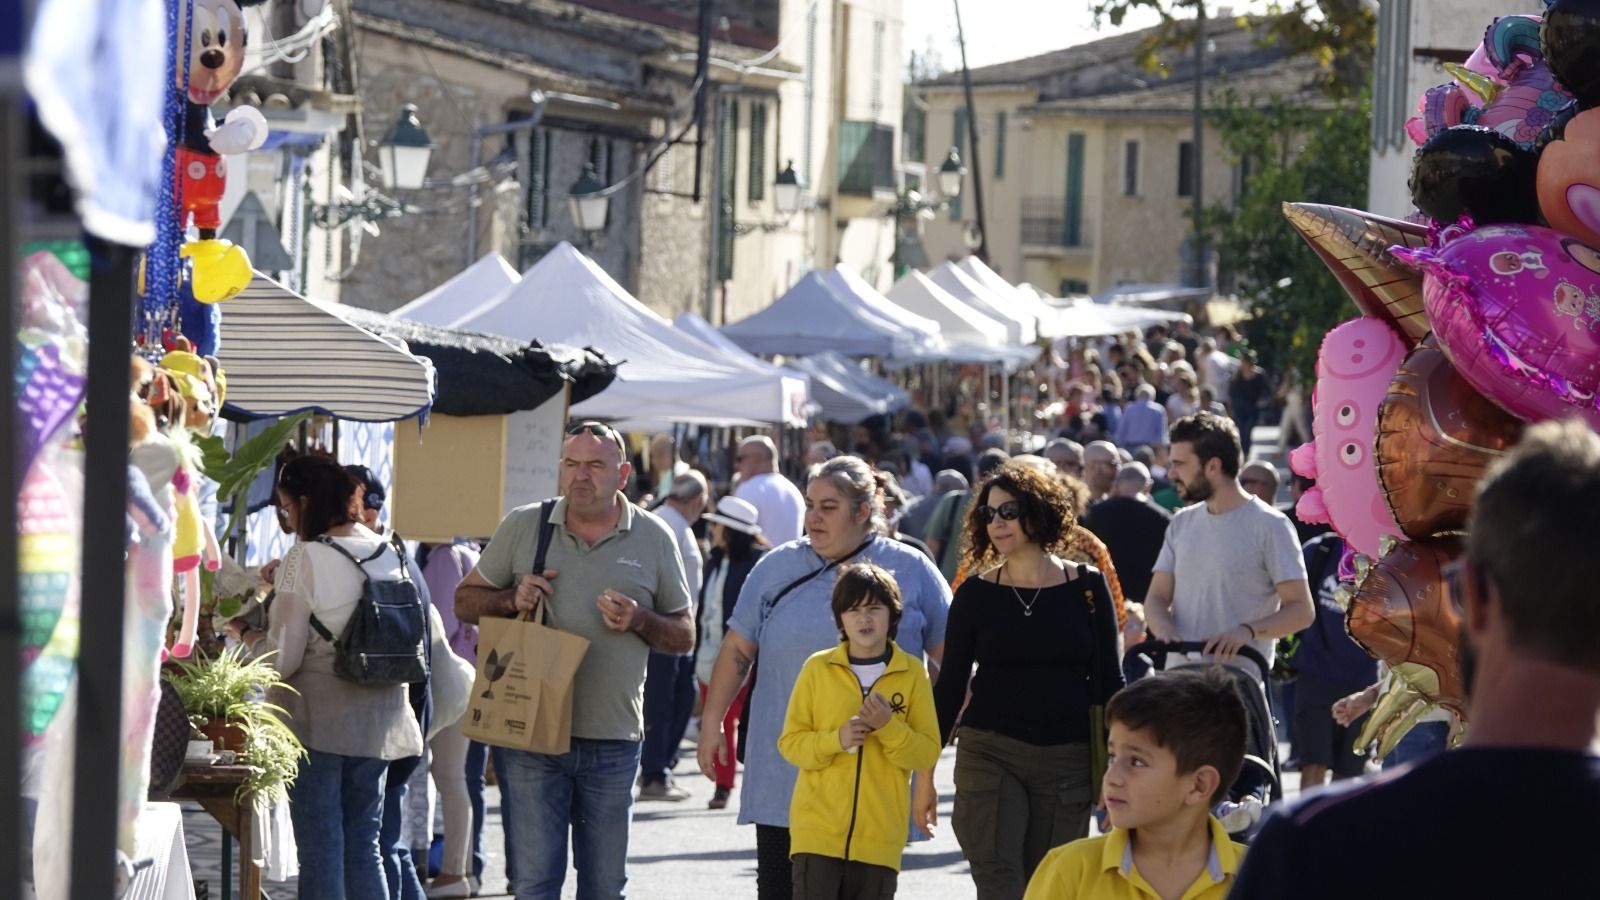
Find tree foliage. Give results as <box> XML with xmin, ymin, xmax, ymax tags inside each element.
<box><xmin>1091</xmin><ymin>1</ymin><xmax>1376</xmax><ymax>98</ymax></box>
<box><xmin>1199</xmin><ymin>91</ymin><xmax>1372</xmax><ymax>384</ymax></box>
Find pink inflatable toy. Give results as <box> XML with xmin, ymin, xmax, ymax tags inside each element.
<box><xmin>1394</xmin><ymin>223</ymin><xmax>1600</xmax><ymax>431</ymax></box>
<box><xmin>1289</xmin><ymin>317</ymin><xmax>1408</xmax><ymax>558</ymax></box>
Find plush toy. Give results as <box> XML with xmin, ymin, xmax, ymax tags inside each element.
<box><xmin>154</xmin><ymin>338</ymin><xmax>225</xmax><ymax>658</ymax></box>
<box><xmin>174</xmin><ymin>0</ymin><xmax>271</xmax><ymax>304</ymax></box>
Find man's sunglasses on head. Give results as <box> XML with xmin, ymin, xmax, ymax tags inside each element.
<box><xmin>567</xmin><ymin>420</ymin><xmax>625</xmax><ymax>451</ymax></box>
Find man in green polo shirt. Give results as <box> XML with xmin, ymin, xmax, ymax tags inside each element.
<box><xmin>456</xmin><ymin>421</ymin><xmax>695</xmax><ymax>899</ymax></box>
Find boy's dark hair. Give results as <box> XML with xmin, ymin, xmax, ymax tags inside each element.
<box><xmin>1468</xmin><ymin>418</ymin><xmax>1600</xmax><ymax>672</ymax></box>
<box><xmin>1107</xmin><ymin>668</ymin><xmax>1246</xmax><ymax>805</ymax></box>
<box><xmin>831</xmin><ymin>563</ymin><xmax>903</xmax><ymax>643</ymax></box>
<box><xmin>1168</xmin><ymin>412</ymin><xmax>1243</xmax><ymax>478</ymax></box>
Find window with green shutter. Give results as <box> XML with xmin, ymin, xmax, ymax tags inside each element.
<box><xmin>1065</xmin><ymin>132</ymin><xmax>1085</xmax><ymax>245</ymax></box>
<box><xmin>995</xmin><ymin>111</ymin><xmax>1006</xmax><ymax>179</ymax></box>
<box><xmin>749</xmin><ymin>102</ymin><xmax>767</xmax><ymax>203</ymax></box>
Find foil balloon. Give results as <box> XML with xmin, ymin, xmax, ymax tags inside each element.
<box><xmin>1536</xmin><ymin>107</ymin><xmax>1600</xmax><ymax>247</ymax></box>
<box><xmin>1347</xmin><ymin>537</ymin><xmax>1467</xmax><ymax>719</ymax></box>
<box><xmin>1394</xmin><ymin>223</ymin><xmax>1600</xmax><ymax>429</ymax></box>
<box><xmin>1542</xmin><ymin>0</ymin><xmax>1600</xmax><ymax>109</ymax></box>
<box><xmin>1409</xmin><ymin>125</ymin><xmax>1542</xmax><ymax>226</ymax></box>
<box><xmin>1376</xmin><ymin>336</ymin><xmax>1526</xmax><ymax>539</ymax></box>
<box><xmin>1472</xmin><ymin>15</ymin><xmax>1573</xmax><ymax>149</ymax></box>
<box><xmin>1289</xmin><ymin>317</ymin><xmax>1408</xmax><ymax>558</ymax></box>
<box><xmin>1281</xmin><ymin>203</ymin><xmax>1431</xmax><ymax>346</ymax></box>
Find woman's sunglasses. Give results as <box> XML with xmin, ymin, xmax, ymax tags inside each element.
<box><xmin>976</xmin><ymin>501</ymin><xmax>1022</xmax><ymax>525</ymax></box>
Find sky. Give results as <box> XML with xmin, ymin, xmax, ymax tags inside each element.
<box><xmin>902</xmin><ymin>1</ymin><xmax>1271</xmax><ymax>72</ymax></box>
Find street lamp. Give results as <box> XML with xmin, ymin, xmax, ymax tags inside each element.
<box><xmin>937</xmin><ymin>146</ymin><xmax>966</xmax><ymax>201</ymax></box>
<box><xmin>568</xmin><ymin>163</ymin><xmax>609</xmax><ymax>233</ymax></box>
<box><xmin>774</xmin><ymin>160</ymin><xmax>803</xmax><ymax>217</ymax></box>
<box><xmin>377</xmin><ymin>104</ymin><xmax>435</xmax><ymax>191</ymax></box>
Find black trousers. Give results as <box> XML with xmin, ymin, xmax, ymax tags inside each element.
<box><xmin>757</xmin><ymin>824</ymin><xmax>793</xmax><ymax>900</ymax></box>
<box><xmin>792</xmin><ymin>853</ymin><xmax>898</xmax><ymax>900</ymax></box>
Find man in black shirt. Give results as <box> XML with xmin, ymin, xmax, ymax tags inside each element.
<box><xmin>1232</xmin><ymin>418</ymin><xmax>1600</xmax><ymax>898</ymax></box>
<box><xmin>1081</xmin><ymin>462</ymin><xmax>1170</xmax><ymax>604</ymax></box>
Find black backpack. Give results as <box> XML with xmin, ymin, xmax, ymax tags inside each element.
<box><xmin>309</xmin><ymin>532</ymin><xmax>428</xmax><ymax>686</ymax></box>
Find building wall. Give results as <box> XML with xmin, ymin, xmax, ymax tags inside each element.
<box><xmin>917</xmin><ymin>87</ymin><xmax>1039</xmax><ymax>279</ymax></box>
<box><xmin>1367</xmin><ymin>0</ymin><xmax>1506</xmax><ymax>218</ymax></box>
<box><xmin>341</xmin><ymin>29</ymin><xmax>647</xmax><ymax>313</ymax></box>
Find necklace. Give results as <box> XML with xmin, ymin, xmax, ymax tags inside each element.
<box><xmin>1005</xmin><ymin>562</ymin><xmax>1045</xmax><ymax>617</ymax></box>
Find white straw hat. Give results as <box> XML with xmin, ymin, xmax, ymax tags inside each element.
<box><xmin>701</xmin><ymin>496</ymin><xmax>763</xmax><ymax>536</ymax></box>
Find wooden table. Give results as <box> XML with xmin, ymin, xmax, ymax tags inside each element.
<box><xmin>170</xmin><ymin>763</ymin><xmax>259</xmax><ymax>900</ymax></box>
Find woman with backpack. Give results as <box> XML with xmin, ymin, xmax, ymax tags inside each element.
<box><xmin>226</xmin><ymin>455</ymin><xmax>424</xmax><ymax>900</ymax></box>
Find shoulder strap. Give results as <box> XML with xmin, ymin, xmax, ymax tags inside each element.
<box><xmin>531</xmin><ymin>499</ymin><xmax>557</xmax><ymax>575</ymax></box>
<box><xmin>763</xmin><ymin>535</ymin><xmax>876</xmax><ymax>615</ymax></box>
<box><xmin>309</xmin><ymin>534</ymin><xmax>380</xmax><ymax>645</ymax></box>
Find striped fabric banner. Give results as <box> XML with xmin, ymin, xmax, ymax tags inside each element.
<box><xmin>217</xmin><ymin>274</ymin><xmax>436</xmax><ymax>422</ymax></box>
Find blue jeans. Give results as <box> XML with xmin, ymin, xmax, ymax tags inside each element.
<box><xmin>640</xmin><ymin>652</ymin><xmax>697</xmax><ymax>785</ymax></box>
<box><xmin>381</xmin><ymin>755</ymin><xmax>426</xmax><ymax>900</ymax></box>
<box><xmin>289</xmin><ymin>749</ymin><xmax>390</xmax><ymax>900</ymax></box>
<box><xmin>1384</xmin><ymin>720</ymin><xmax>1449</xmax><ymax>769</ymax></box>
<box><xmin>491</xmin><ymin>744</ymin><xmax>517</xmax><ymax>885</ymax></box>
<box><xmin>501</xmin><ymin>739</ymin><xmax>642</xmax><ymax>900</ymax></box>
<box><xmin>467</xmin><ymin>740</ymin><xmax>489</xmax><ymax>881</ymax></box>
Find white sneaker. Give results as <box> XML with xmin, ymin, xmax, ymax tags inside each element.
<box><xmin>425</xmin><ymin>879</ymin><xmax>473</xmax><ymax>898</ymax></box>
<box><xmin>1216</xmin><ymin>795</ymin><xmax>1264</xmax><ymax>834</ymax></box>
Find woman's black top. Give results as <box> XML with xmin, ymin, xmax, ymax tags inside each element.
<box><xmin>933</xmin><ymin>563</ymin><xmax>1124</xmax><ymax>746</ymax></box>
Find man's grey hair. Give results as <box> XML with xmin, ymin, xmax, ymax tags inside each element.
<box><xmin>1241</xmin><ymin>460</ymin><xmax>1280</xmax><ymax>491</ymax></box>
<box><xmin>739</xmin><ymin>435</ymin><xmax>778</xmax><ymax>469</ymax></box>
<box><xmin>1115</xmin><ymin>461</ymin><xmax>1152</xmax><ymax>491</ymax></box>
<box><xmin>1044</xmin><ymin>437</ymin><xmax>1084</xmax><ymax>463</ymax></box>
<box><xmin>668</xmin><ymin>470</ymin><xmax>709</xmax><ymax>502</ymax></box>
<box><xmin>808</xmin><ymin>440</ymin><xmax>840</xmax><ymax>461</ymax></box>
<box><xmin>1135</xmin><ymin>382</ymin><xmax>1157</xmax><ymax>401</ymax></box>
<box><xmin>933</xmin><ymin>469</ymin><xmax>969</xmax><ymax>494</ymax></box>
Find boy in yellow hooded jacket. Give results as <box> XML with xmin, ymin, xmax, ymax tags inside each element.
<box><xmin>779</xmin><ymin>563</ymin><xmax>943</xmax><ymax>899</ymax></box>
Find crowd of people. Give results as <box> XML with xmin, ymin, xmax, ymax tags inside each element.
<box><xmin>220</xmin><ymin>318</ymin><xmax>1600</xmax><ymax>898</ymax></box>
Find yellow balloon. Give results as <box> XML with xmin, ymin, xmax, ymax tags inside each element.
<box><xmin>181</xmin><ymin>239</ymin><xmax>253</xmax><ymax>304</ymax></box>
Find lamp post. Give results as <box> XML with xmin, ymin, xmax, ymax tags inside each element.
<box><xmin>568</xmin><ymin>162</ymin><xmax>610</xmax><ymax>237</ymax></box>
<box><xmin>376</xmin><ymin>104</ymin><xmax>435</xmax><ymax>191</ymax></box>
<box><xmin>890</xmin><ymin>151</ymin><xmax>966</xmax><ymax>274</ymax></box>
<box><xmin>774</xmin><ymin>160</ymin><xmax>803</xmax><ymax>217</ymax></box>
<box><xmin>937</xmin><ymin>146</ymin><xmax>966</xmax><ymax>203</ymax></box>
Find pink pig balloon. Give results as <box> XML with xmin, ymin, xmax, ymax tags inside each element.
<box><xmin>1289</xmin><ymin>317</ymin><xmax>1408</xmax><ymax>558</ymax></box>
<box><xmin>1394</xmin><ymin>223</ymin><xmax>1600</xmax><ymax>430</ymax></box>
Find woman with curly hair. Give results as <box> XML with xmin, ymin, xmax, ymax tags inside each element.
<box><xmin>932</xmin><ymin>459</ymin><xmax>1124</xmax><ymax>899</ymax></box>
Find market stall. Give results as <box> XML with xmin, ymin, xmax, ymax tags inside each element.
<box><xmin>786</xmin><ymin>351</ymin><xmax>910</xmax><ymax>424</ymax></box>
<box><xmin>929</xmin><ymin>261</ymin><xmax>1038</xmax><ymax>346</ymax></box>
<box><xmin>721</xmin><ymin>269</ymin><xmax>936</xmax><ymax>358</ymax></box>
<box><xmin>390</xmin><ymin>251</ymin><xmax>520</xmax><ymax>328</ymax></box>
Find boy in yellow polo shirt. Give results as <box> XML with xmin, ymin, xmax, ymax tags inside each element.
<box><xmin>778</xmin><ymin>563</ymin><xmax>943</xmax><ymax>899</ymax></box>
<box><xmin>1024</xmin><ymin>668</ymin><xmax>1248</xmax><ymax>900</ymax></box>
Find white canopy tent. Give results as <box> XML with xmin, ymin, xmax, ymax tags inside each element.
<box><xmin>391</xmin><ymin>252</ymin><xmax>519</xmax><ymax>327</ymax></box>
<box><xmin>1047</xmin><ymin>297</ymin><xmax>1194</xmax><ymax>337</ymax></box>
<box><xmin>674</xmin><ymin>311</ymin><xmax>815</xmax><ymax>414</ymax></box>
<box><xmin>818</xmin><ymin>265</ymin><xmax>942</xmax><ymax>351</ymax></box>
<box><xmin>451</xmin><ymin>242</ymin><xmax>806</xmax><ymax>426</ymax></box>
<box><xmin>929</xmin><ymin>262</ymin><xmax>1037</xmax><ymax>345</ymax></box>
<box><xmin>786</xmin><ymin>352</ymin><xmax>910</xmax><ymax>423</ymax></box>
<box><xmin>956</xmin><ymin>256</ymin><xmax>1064</xmax><ymax>338</ymax></box>
<box><xmin>886</xmin><ymin>271</ymin><xmax>1008</xmax><ymax>347</ymax></box>
<box><xmin>721</xmin><ymin>270</ymin><xmax>928</xmax><ymax>358</ymax></box>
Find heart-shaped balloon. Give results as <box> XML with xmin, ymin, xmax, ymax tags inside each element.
<box><xmin>1394</xmin><ymin>223</ymin><xmax>1600</xmax><ymax>429</ymax></box>
<box><xmin>1376</xmin><ymin>335</ymin><xmax>1525</xmax><ymax>539</ymax></box>
<box><xmin>1291</xmin><ymin>317</ymin><xmax>1408</xmax><ymax>558</ymax></box>
<box><xmin>1536</xmin><ymin>107</ymin><xmax>1600</xmax><ymax>247</ymax></box>
<box><xmin>1347</xmin><ymin>537</ymin><xmax>1467</xmax><ymax>719</ymax></box>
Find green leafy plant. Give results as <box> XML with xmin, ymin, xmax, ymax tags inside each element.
<box><xmin>194</xmin><ymin>410</ymin><xmax>314</xmax><ymax>541</ymax></box>
<box><xmin>163</xmin><ymin>644</ymin><xmax>306</xmax><ymax>802</ymax></box>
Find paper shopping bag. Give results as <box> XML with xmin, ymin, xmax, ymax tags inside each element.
<box><xmin>461</xmin><ymin>600</ymin><xmax>589</xmax><ymax>755</ymax></box>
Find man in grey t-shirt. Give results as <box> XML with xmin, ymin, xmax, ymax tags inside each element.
<box><xmin>456</xmin><ymin>421</ymin><xmax>694</xmax><ymax>899</ymax></box>
<box><xmin>1145</xmin><ymin>413</ymin><xmax>1313</xmax><ymax>672</ymax></box>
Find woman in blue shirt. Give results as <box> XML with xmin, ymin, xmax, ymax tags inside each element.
<box><xmin>697</xmin><ymin>455</ymin><xmax>951</xmax><ymax>899</ymax></box>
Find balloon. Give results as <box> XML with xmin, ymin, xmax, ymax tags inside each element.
<box><xmin>1409</xmin><ymin>125</ymin><xmax>1542</xmax><ymax>225</ymax></box>
<box><xmin>1542</xmin><ymin>0</ymin><xmax>1600</xmax><ymax>109</ymax></box>
<box><xmin>1533</xmin><ymin>97</ymin><xmax>1581</xmax><ymax>154</ymax></box>
<box><xmin>1394</xmin><ymin>224</ymin><xmax>1600</xmax><ymax>430</ymax></box>
<box><xmin>1281</xmin><ymin>203</ymin><xmax>1430</xmax><ymax>346</ymax></box>
<box><xmin>1536</xmin><ymin>107</ymin><xmax>1600</xmax><ymax>247</ymax></box>
<box><xmin>181</xmin><ymin>239</ymin><xmax>252</xmax><ymax>304</ymax></box>
<box><xmin>1289</xmin><ymin>317</ymin><xmax>1408</xmax><ymax>558</ymax></box>
<box><xmin>1471</xmin><ymin>15</ymin><xmax>1574</xmax><ymax>149</ymax></box>
<box><xmin>1376</xmin><ymin>336</ymin><xmax>1525</xmax><ymax>539</ymax></box>
<box><xmin>1347</xmin><ymin>537</ymin><xmax>1467</xmax><ymax>719</ymax></box>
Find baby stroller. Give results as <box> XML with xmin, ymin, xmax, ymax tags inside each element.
<box><xmin>1121</xmin><ymin>640</ymin><xmax>1283</xmax><ymax>838</ymax></box>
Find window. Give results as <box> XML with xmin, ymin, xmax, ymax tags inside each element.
<box><xmin>1060</xmin><ymin>278</ymin><xmax>1090</xmax><ymax>296</ymax></box>
<box><xmin>871</xmin><ymin>19</ymin><xmax>886</xmax><ymax>119</ymax></box>
<box><xmin>1064</xmin><ymin>132</ymin><xmax>1085</xmax><ymax>246</ymax></box>
<box><xmin>949</xmin><ymin>107</ymin><xmax>967</xmax><ymax>220</ymax></box>
<box><xmin>995</xmin><ymin>111</ymin><xmax>1007</xmax><ymax>179</ymax></box>
<box><xmin>1178</xmin><ymin>140</ymin><xmax>1195</xmax><ymax>197</ymax></box>
<box><xmin>656</xmin><ymin>143</ymin><xmax>675</xmax><ymax>193</ymax></box>
<box><xmin>748</xmin><ymin>102</ymin><xmax>767</xmax><ymax>202</ymax></box>
<box><xmin>517</xmin><ymin>126</ymin><xmax>552</xmax><ymax>229</ymax></box>
<box><xmin>1123</xmin><ymin>140</ymin><xmax>1140</xmax><ymax>196</ymax></box>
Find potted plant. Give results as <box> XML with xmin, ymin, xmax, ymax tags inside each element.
<box><xmin>162</xmin><ymin>644</ymin><xmax>306</xmax><ymax>801</ymax></box>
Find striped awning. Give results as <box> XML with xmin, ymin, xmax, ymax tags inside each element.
<box><xmin>217</xmin><ymin>274</ymin><xmax>436</xmax><ymax>422</ymax></box>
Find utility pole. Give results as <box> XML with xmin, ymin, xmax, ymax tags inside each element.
<box><xmin>1190</xmin><ymin>4</ymin><xmax>1208</xmax><ymax>288</ymax></box>
<box><xmin>953</xmin><ymin>0</ymin><xmax>989</xmax><ymax>262</ymax></box>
